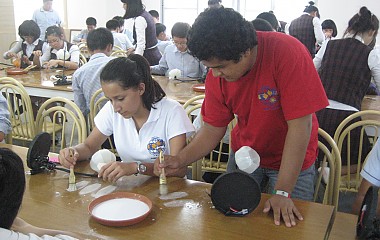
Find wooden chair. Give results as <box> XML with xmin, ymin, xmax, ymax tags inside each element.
<box><xmin>0</xmin><ymin>77</ymin><xmax>36</xmax><ymax>144</ymax></box>
<box><xmin>9</xmin><ymin>40</ymin><xmax>19</xmax><ymax>50</ymax></box>
<box><xmin>79</xmin><ymin>53</ymin><xmax>87</xmax><ymax>67</ymax></box>
<box><xmin>36</xmin><ymin>97</ymin><xmax>87</xmax><ymax>153</ymax></box>
<box><xmin>110</xmin><ymin>50</ymin><xmax>128</xmax><ymax>57</ymax></box>
<box><xmin>314</xmin><ymin>128</ymin><xmax>341</xmax><ymax>213</ymax></box>
<box><xmin>88</xmin><ymin>88</ymin><xmax>117</xmax><ymax>154</ymax></box>
<box><xmin>334</xmin><ymin>110</ymin><xmax>380</xmax><ymax>192</ymax></box>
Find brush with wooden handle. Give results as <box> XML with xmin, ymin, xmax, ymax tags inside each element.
<box><xmin>67</xmin><ymin>149</ymin><xmax>77</xmax><ymax>191</ymax></box>
<box><xmin>159</xmin><ymin>150</ymin><xmax>167</xmax><ymax>185</ymax></box>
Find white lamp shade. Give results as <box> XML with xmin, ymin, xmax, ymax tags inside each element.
<box><xmin>90</xmin><ymin>149</ymin><xmax>117</xmax><ymax>172</ymax></box>
<box><xmin>56</xmin><ymin>49</ymin><xmax>71</xmax><ymax>60</ymax></box>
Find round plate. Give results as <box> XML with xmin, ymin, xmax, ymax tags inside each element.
<box><xmin>192</xmin><ymin>84</ymin><xmax>205</xmax><ymax>92</ymax></box>
<box><xmin>88</xmin><ymin>192</ymin><xmax>152</xmax><ymax>227</ymax></box>
<box><xmin>6</xmin><ymin>67</ymin><xmax>27</xmax><ymax>75</ymax></box>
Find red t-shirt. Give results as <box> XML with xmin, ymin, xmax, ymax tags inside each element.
<box><xmin>201</xmin><ymin>31</ymin><xmax>328</xmax><ymax>170</ymax></box>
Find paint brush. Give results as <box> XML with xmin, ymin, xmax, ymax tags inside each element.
<box><xmin>67</xmin><ymin>149</ymin><xmax>77</xmax><ymax>191</ymax></box>
<box><xmin>159</xmin><ymin>150</ymin><xmax>167</xmax><ymax>185</ymax></box>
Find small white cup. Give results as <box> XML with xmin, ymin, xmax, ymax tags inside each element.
<box><xmin>235</xmin><ymin>146</ymin><xmax>260</xmax><ymax>174</ymax></box>
<box><xmin>90</xmin><ymin>149</ymin><xmax>116</xmax><ymax>172</ymax></box>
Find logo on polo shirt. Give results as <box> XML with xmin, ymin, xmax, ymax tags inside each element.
<box><xmin>258</xmin><ymin>86</ymin><xmax>280</xmax><ymax>110</ymax></box>
<box><xmin>147</xmin><ymin>136</ymin><xmax>166</xmax><ymax>157</ymax></box>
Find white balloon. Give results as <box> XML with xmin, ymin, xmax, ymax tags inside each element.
<box><xmin>90</xmin><ymin>149</ymin><xmax>116</xmax><ymax>172</ymax></box>
<box><xmin>56</xmin><ymin>49</ymin><xmax>71</xmax><ymax>60</ymax></box>
<box><xmin>168</xmin><ymin>69</ymin><xmax>181</xmax><ymax>79</ymax></box>
<box><xmin>235</xmin><ymin>146</ymin><xmax>260</xmax><ymax>174</ymax></box>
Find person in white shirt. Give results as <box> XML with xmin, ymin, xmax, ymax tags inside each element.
<box><xmin>34</xmin><ymin>26</ymin><xmax>79</xmax><ymax>69</ymax></box>
<box><xmin>151</xmin><ymin>22</ymin><xmax>207</xmax><ymax>79</ymax></box>
<box><xmin>155</xmin><ymin>23</ymin><xmax>172</xmax><ymax>55</ymax></box>
<box><xmin>72</xmin><ymin>17</ymin><xmax>97</xmax><ymax>44</ymax></box>
<box><xmin>0</xmin><ymin>148</ymin><xmax>81</xmax><ymax>240</ymax></box>
<box><xmin>352</xmin><ymin>139</ymin><xmax>380</xmax><ymax>215</ymax></box>
<box><xmin>59</xmin><ymin>54</ymin><xmax>194</xmax><ymax>182</ymax></box>
<box><xmin>106</xmin><ymin>19</ymin><xmax>133</xmax><ymax>52</ymax></box>
<box><xmin>32</xmin><ymin>0</ymin><xmax>61</xmax><ymax>40</ymax></box>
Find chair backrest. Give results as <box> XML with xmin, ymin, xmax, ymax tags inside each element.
<box><xmin>79</xmin><ymin>53</ymin><xmax>87</xmax><ymax>67</ymax></box>
<box><xmin>89</xmin><ymin>88</ymin><xmax>108</xmax><ymax>131</ymax></box>
<box><xmin>113</xmin><ymin>45</ymin><xmax>124</xmax><ymax>51</ymax></box>
<box><xmin>9</xmin><ymin>40</ymin><xmax>19</xmax><ymax>50</ymax></box>
<box><xmin>0</xmin><ymin>77</ymin><xmax>36</xmax><ymax>143</ymax></box>
<box><xmin>110</xmin><ymin>50</ymin><xmax>128</xmax><ymax>57</ymax></box>
<box><xmin>35</xmin><ymin>97</ymin><xmax>87</xmax><ymax>153</ymax></box>
<box><xmin>334</xmin><ymin>110</ymin><xmax>380</xmax><ymax>191</ymax></box>
<box><xmin>314</xmin><ymin>128</ymin><xmax>341</xmax><ymax>212</ymax></box>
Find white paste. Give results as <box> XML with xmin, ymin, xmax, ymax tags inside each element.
<box><xmin>163</xmin><ymin>199</ymin><xmax>194</xmax><ymax>207</ymax></box>
<box><xmin>79</xmin><ymin>183</ymin><xmax>102</xmax><ymax>195</ymax></box>
<box><xmin>92</xmin><ymin>198</ymin><xmax>149</xmax><ymax>221</ymax></box>
<box><xmin>92</xmin><ymin>185</ymin><xmax>117</xmax><ymax>198</ymax></box>
<box><xmin>76</xmin><ymin>180</ymin><xmax>90</xmax><ymax>190</ymax></box>
<box><xmin>159</xmin><ymin>191</ymin><xmax>188</xmax><ymax>200</ymax></box>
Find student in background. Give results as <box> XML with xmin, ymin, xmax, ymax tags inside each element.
<box><xmin>3</xmin><ymin>20</ymin><xmax>49</xmax><ymax>68</ymax></box>
<box><xmin>352</xmin><ymin>139</ymin><xmax>380</xmax><ymax>215</ymax></box>
<box><xmin>252</xmin><ymin>18</ymin><xmax>276</xmax><ymax>32</ymax></box>
<box><xmin>155</xmin><ymin>23</ymin><xmax>172</xmax><ymax>54</ymax></box>
<box><xmin>72</xmin><ymin>28</ymin><xmax>114</xmax><ymax>117</ymax></box>
<box><xmin>148</xmin><ymin>10</ymin><xmax>160</xmax><ymax>23</ymax></box>
<box><xmin>32</xmin><ymin>0</ymin><xmax>61</xmax><ymax>40</ymax></box>
<box><xmin>0</xmin><ymin>148</ymin><xmax>81</xmax><ymax>239</ymax></box>
<box><xmin>256</xmin><ymin>12</ymin><xmax>280</xmax><ymax>32</ymax></box>
<box><xmin>121</xmin><ymin>0</ymin><xmax>161</xmax><ymax>65</ymax></box>
<box><xmin>106</xmin><ymin>19</ymin><xmax>133</xmax><ymax>52</ymax></box>
<box><xmin>208</xmin><ymin>0</ymin><xmax>223</xmax><ymax>9</ymax></box>
<box><xmin>151</xmin><ymin>22</ymin><xmax>206</xmax><ymax>79</ymax></box>
<box><xmin>321</xmin><ymin>19</ymin><xmax>337</xmax><ymax>41</ymax></box>
<box><xmin>287</xmin><ymin>1</ymin><xmax>324</xmax><ymax>58</ymax></box>
<box><xmin>59</xmin><ymin>55</ymin><xmax>194</xmax><ymax>182</ymax></box>
<box><xmin>73</xmin><ymin>17</ymin><xmax>97</xmax><ymax>43</ymax></box>
<box><xmin>158</xmin><ymin>8</ymin><xmax>328</xmax><ymax>228</ymax></box>
<box><xmin>113</xmin><ymin>15</ymin><xmax>133</xmax><ymax>43</ymax></box>
<box><xmin>34</xmin><ymin>26</ymin><xmax>79</xmax><ymax>69</ymax></box>
<box><xmin>0</xmin><ymin>95</ymin><xmax>11</xmax><ymax>142</ymax></box>
<box><xmin>314</xmin><ymin>7</ymin><xmax>380</xmax><ymax>173</ymax></box>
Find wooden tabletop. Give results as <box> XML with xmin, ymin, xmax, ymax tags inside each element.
<box><xmin>1</xmin><ymin>143</ymin><xmax>335</xmax><ymax>240</ymax></box>
<box><xmin>0</xmin><ymin>69</ymin><xmax>202</xmax><ymax>104</ymax></box>
<box><xmin>361</xmin><ymin>95</ymin><xmax>380</xmax><ymax>121</ymax></box>
<box><xmin>329</xmin><ymin>212</ymin><xmax>358</xmax><ymax>240</ymax></box>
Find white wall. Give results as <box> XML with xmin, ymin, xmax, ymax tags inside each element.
<box><xmin>66</xmin><ymin>0</ymin><xmax>161</xmax><ymax>29</ymax></box>
<box><xmin>318</xmin><ymin>0</ymin><xmax>380</xmax><ymax>44</ymax></box>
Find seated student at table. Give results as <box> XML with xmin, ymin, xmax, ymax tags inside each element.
<box><xmin>155</xmin><ymin>23</ymin><xmax>171</xmax><ymax>55</ymax></box>
<box><xmin>314</xmin><ymin>7</ymin><xmax>380</xmax><ymax>173</ymax></box>
<box><xmin>150</xmin><ymin>22</ymin><xmax>207</xmax><ymax>79</ymax></box>
<box><xmin>0</xmin><ymin>95</ymin><xmax>11</xmax><ymax>142</ymax></box>
<box><xmin>106</xmin><ymin>19</ymin><xmax>133</xmax><ymax>52</ymax></box>
<box><xmin>0</xmin><ymin>148</ymin><xmax>81</xmax><ymax>239</ymax></box>
<box><xmin>72</xmin><ymin>17</ymin><xmax>97</xmax><ymax>44</ymax></box>
<box><xmin>34</xmin><ymin>26</ymin><xmax>79</xmax><ymax>69</ymax></box>
<box><xmin>72</xmin><ymin>28</ymin><xmax>115</xmax><ymax>117</ymax></box>
<box><xmin>59</xmin><ymin>54</ymin><xmax>194</xmax><ymax>182</ymax></box>
<box><xmin>352</xmin><ymin>139</ymin><xmax>380</xmax><ymax>216</ymax></box>
<box><xmin>112</xmin><ymin>16</ymin><xmax>133</xmax><ymax>43</ymax></box>
<box><xmin>158</xmin><ymin>8</ymin><xmax>328</xmax><ymax>228</ymax></box>
<box><xmin>3</xmin><ymin>20</ymin><xmax>49</xmax><ymax>68</ymax></box>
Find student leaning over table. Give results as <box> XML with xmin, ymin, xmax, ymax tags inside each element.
<box><xmin>59</xmin><ymin>54</ymin><xmax>194</xmax><ymax>182</ymax></box>
<box><xmin>0</xmin><ymin>94</ymin><xmax>11</xmax><ymax>142</ymax></box>
<box><xmin>0</xmin><ymin>148</ymin><xmax>83</xmax><ymax>240</ymax></box>
<box><xmin>352</xmin><ymin>138</ymin><xmax>380</xmax><ymax>216</ymax></box>
<box><xmin>3</xmin><ymin>20</ymin><xmax>49</xmax><ymax>69</ymax></box>
<box><xmin>34</xmin><ymin>26</ymin><xmax>79</xmax><ymax>70</ymax></box>
<box><xmin>155</xmin><ymin>8</ymin><xmax>328</xmax><ymax>228</ymax></box>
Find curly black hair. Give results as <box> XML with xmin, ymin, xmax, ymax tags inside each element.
<box><xmin>187</xmin><ymin>8</ymin><xmax>257</xmax><ymax>62</ymax></box>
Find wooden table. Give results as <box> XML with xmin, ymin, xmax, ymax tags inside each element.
<box><xmin>362</xmin><ymin>95</ymin><xmax>380</xmax><ymax>121</ymax></box>
<box><xmin>0</xmin><ymin>69</ymin><xmax>203</xmax><ymax>104</ymax></box>
<box><xmin>329</xmin><ymin>212</ymin><xmax>358</xmax><ymax>240</ymax></box>
<box><xmin>1</xmin><ymin>143</ymin><xmax>335</xmax><ymax>240</ymax></box>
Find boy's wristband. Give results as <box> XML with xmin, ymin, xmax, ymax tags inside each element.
<box><xmin>272</xmin><ymin>190</ymin><xmax>291</xmax><ymax>198</ymax></box>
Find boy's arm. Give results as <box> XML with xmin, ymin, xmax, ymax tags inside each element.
<box><xmin>264</xmin><ymin>114</ymin><xmax>312</xmax><ymax>227</ymax></box>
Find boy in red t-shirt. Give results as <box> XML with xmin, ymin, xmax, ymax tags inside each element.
<box><xmin>157</xmin><ymin>8</ymin><xmax>328</xmax><ymax>227</ymax></box>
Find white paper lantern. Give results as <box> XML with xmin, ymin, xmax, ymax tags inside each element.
<box><xmin>90</xmin><ymin>149</ymin><xmax>116</xmax><ymax>172</ymax></box>
<box><xmin>56</xmin><ymin>49</ymin><xmax>71</xmax><ymax>60</ymax></box>
<box><xmin>235</xmin><ymin>146</ymin><xmax>260</xmax><ymax>174</ymax></box>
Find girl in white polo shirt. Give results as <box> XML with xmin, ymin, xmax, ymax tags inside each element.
<box><xmin>59</xmin><ymin>54</ymin><xmax>194</xmax><ymax>182</ymax></box>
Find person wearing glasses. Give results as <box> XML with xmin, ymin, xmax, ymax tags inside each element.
<box><xmin>3</xmin><ymin>20</ymin><xmax>49</xmax><ymax>68</ymax></box>
<box><xmin>150</xmin><ymin>22</ymin><xmax>207</xmax><ymax>79</ymax></box>
<box><xmin>34</xmin><ymin>25</ymin><xmax>79</xmax><ymax>69</ymax></box>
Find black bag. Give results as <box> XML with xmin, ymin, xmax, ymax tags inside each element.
<box><xmin>357</xmin><ymin>186</ymin><xmax>380</xmax><ymax>239</ymax></box>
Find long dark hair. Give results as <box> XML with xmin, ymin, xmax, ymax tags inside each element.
<box><xmin>0</xmin><ymin>148</ymin><xmax>25</xmax><ymax>229</ymax></box>
<box><xmin>344</xmin><ymin>6</ymin><xmax>379</xmax><ymax>39</ymax></box>
<box><xmin>121</xmin><ymin>0</ymin><xmax>145</xmax><ymax>19</ymax></box>
<box><xmin>100</xmin><ymin>55</ymin><xmax>165</xmax><ymax>110</ymax></box>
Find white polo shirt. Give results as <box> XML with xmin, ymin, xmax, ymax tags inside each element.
<box><xmin>94</xmin><ymin>98</ymin><xmax>194</xmax><ymax>163</ymax></box>
<box><xmin>361</xmin><ymin>139</ymin><xmax>380</xmax><ymax>187</ymax></box>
